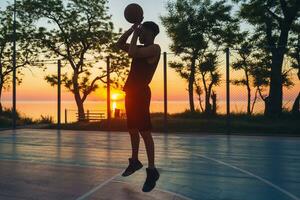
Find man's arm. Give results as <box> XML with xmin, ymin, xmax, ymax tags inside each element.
<box><xmin>116</xmin><ymin>24</ymin><xmax>139</xmax><ymax>52</ymax></box>
<box><xmin>128</xmin><ymin>28</ymin><xmax>160</xmax><ymax>58</ymax></box>
<box><xmin>116</xmin><ymin>28</ymin><xmax>133</xmax><ymax>52</ymax></box>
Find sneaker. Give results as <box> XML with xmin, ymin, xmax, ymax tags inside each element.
<box><xmin>122</xmin><ymin>158</ymin><xmax>143</xmax><ymax>177</ymax></box>
<box><xmin>142</xmin><ymin>167</ymin><xmax>160</xmax><ymax>192</ymax></box>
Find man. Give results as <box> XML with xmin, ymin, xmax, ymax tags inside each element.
<box><xmin>116</xmin><ymin>21</ymin><xmax>161</xmax><ymax>192</ymax></box>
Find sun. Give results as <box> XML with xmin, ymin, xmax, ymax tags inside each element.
<box><xmin>111</xmin><ymin>92</ymin><xmax>125</xmax><ymax>100</ymax></box>
<box><xmin>111</xmin><ymin>93</ymin><xmax>119</xmax><ymax>100</ymax></box>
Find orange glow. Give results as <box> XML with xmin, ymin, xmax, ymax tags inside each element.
<box><xmin>1</xmin><ymin>59</ymin><xmax>299</xmax><ymax>103</ymax></box>
<box><xmin>111</xmin><ymin>93</ymin><xmax>118</xmax><ymax>100</ymax></box>
<box><xmin>112</xmin><ymin>102</ymin><xmax>117</xmax><ymax>111</ymax></box>
<box><xmin>111</xmin><ymin>91</ymin><xmax>125</xmax><ymax>101</ymax></box>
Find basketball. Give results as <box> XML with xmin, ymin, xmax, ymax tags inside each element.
<box><xmin>124</xmin><ymin>3</ymin><xmax>144</xmax><ymax>24</ymax></box>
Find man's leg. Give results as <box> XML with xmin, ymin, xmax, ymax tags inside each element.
<box><xmin>140</xmin><ymin>130</ymin><xmax>159</xmax><ymax>192</ymax></box>
<box><xmin>129</xmin><ymin>129</ymin><xmax>140</xmax><ymax>160</ymax></box>
<box><xmin>140</xmin><ymin>130</ymin><xmax>155</xmax><ymax>168</ymax></box>
<box><xmin>122</xmin><ymin>129</ymin><xmax>143</xmax><ymax>177</ymax></box>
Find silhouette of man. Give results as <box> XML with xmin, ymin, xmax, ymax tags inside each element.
<box><xmin>116</xmin><ymin>21</ymin><xmax>161</xmax><ymax>192</ymax></box>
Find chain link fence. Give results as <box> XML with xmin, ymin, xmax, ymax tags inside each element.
<box><xmin>3</xmin><ymin>47</ymin><xmax>299</xmax><ymax>129</ymax></box>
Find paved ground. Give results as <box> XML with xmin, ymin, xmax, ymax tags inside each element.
<box><xmin>0</xmin><ymin>129</ymin><xmax>299</xmax><ymax>200</ymax></box>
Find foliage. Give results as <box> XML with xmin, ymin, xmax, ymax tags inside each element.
<box><xmin>0</xmin><ymin>4</ymin><xmax>42</xmax><ymax>111</ymax></box>
<box><xmin>231</xmin><ymin>33</ymin><xmax>258</xmax><ymax>114</ymax></box>
<box><xmin>21</xmin><ymin>0</ymin><xmax>130</xmax><ymax>119</ymax></box>
<box><xmin>196</xmin><ymin>52</ymin><xmax>221</xmax><ymax>114</ymax></box>
<box><xmin>288</xmin><ymin>24</ymin><xmax>300</xmax><ymax>80</ymax></box>
<box><xmin>106</xmin><ymin>29</ymin><xmax>131</xmax><ymax>89</ymax></box>
<box><xmin>36</xmin><ymin>115</ymin><xmax>54</xmax><ymax>124</ymax></box>
<box><xmin>233</xmin><ymin>0</ymin><xmax>300</xmax><ymax>115</ymax></box>
<box><xmin>161</xmin><ymin>0</ymin><xmax>237</xmax><ymax>112</ymax></box>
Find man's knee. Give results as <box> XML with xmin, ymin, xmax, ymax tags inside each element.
<box><xmin>129</xmin><ymin>129</ymin><xmax>139</xmax><ymax>135</ymax></box>
<box><xmin>139</xmin><ymin>130</ymin><xmax>152</xmax><ymax>138</ymax></box>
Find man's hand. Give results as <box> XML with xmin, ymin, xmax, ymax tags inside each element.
<box><xmin>116</xmin><ymin>23</ymin><xmax>142</xmax><ymax>52</ymax></box>
<box><xmin>131</xmin><ymin>23</ymin><xmax>142</xmax><ymax>36</ymax></box>
<box><xmin>116</xmin><ymin>25</ymin><xmax>137</xmax><ymax>52</ymax></box>
<box><xmin>131</xmin><ymin>23</ymin><xmax>140</xmax><ymax>30</ymax></box>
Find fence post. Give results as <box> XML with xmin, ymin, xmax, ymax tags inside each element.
<box><xmin>106</xmin><ymin>56</ymin><xmax>111</xmax><ymax>130</ymax></box>
<box><xmin>226</xmin><ymin>48</ymin><xmax>231</xmax><ymax>134</ymax></box>
<box><xmin>57</xmin><ymin>60</ymin><xmax>61</xmax><ymax>129</ymax></box>
<box><xmin>163</xmin><ymin>52</ymin><xmax>168</xmax><ymax>133</ymax></box>
<box><xmin>65</xmin><ymin>109</ymin><xmax>67</xmax><ymax>124</ymax></box>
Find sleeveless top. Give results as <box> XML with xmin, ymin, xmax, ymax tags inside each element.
<box><xmin>123</xmin><ymin>46</ymin><xmax>160</xmax><ymax>92</ymax></box>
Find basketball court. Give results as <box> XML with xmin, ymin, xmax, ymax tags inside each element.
<box><xmin>0</xmin><ymin>129</ymin><xmax>299</xmax><ymax>200</ymax></box>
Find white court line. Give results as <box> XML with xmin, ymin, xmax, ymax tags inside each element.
<box><xmin>75</xmin><ymin>173</ymin><xmax>193</xmax><ymax>200</ymax></box>
<box><xmin>197</xmin><ymin>154</ymin><xmax>300</xmax><ymax>200</ymax></box>
<box><xmin>75</xmin><ymin>171</ymin><xmax>123</xmax><ymax>200</ymax></box>
<box><xmin>0</xmin><ymin>158</ymin><xmax>193</xmax><ymax>200</ymax></box>
<box><xmin>112</xmin><ymin>180</ymin><xmax>193</xmax><ymax>200</ymax></box>
<box><xmin>154</xmin><ymin>187</ymin><xmax>193</xmax><ymax>200</ymax></box>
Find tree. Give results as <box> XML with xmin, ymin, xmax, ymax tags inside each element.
<box><xmin>197</xmin><ymin>53</ymin><xmax>221</xmax><ymax>114</ymax></box>
<box><xmin>22</xmin><ymin>0</ymin><xmax>129</xmax><ymax>120</ymax></box>
<box><xmin>252</xmin><ymin>46</ymin><xmax>294</xmax><ymax>114</ymax></box>
<box><xmin>289</xmin><ymin>24</ymin><xmax>300</xmax><ymax>114</ymax></box>
<box><xmin>0</xmin><ymin>4</ymin><xmax>41</xmax><ymax>112</ymax></box>
<box><xmin>234</xmin><ymin>0</ymin><xmax>300</xmax><ymax>116</ymax></box>
<box><xmin>251</xmin><ymin>50</ymin><xmax>271</xmax><ymax>114</ymax></box>
<box><xmin>194</xmin><ymin>81</ymin><xmax>204</xmax><ymax>112</ymax></box>
<box><xmin>161</xmin><ymin>0</ymin><xmax>235</xmax><ymax>112</ymax></box>
<box><xmin>232</xmin><ymin>34</ymin><xmax>258</xmax><ymax>114</ymax></box>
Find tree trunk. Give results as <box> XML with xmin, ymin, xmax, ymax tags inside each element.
<box><xmin>211</xmin><ymin>92</ymin><xmax>217</xmax><ymax>115</ymax></box>
<box><xmin>204</xmin><ymin>93</ymin><xmax>211</xmax><ymax>114</ymax></box>
<box><xmin>247</xmin><ymin>90</ymin><xmax>251</xmax><ymax>114</ymax></box>
<box><xmin>188</xmin><ymin>58</ymin><xmax>196</xmax><ymax>112</ymax></box>
<box><xmin>205</xmin><ymin>82</ymin><xmax>214</xmax><ymax>114</ymax></box>
<box><xmin>201</xmin><ymin>77</ymin><xmax>212</xmax><ymax>114</ymax></box>
<box><xmin>267</xmin><ymin>50</ymin><xmax>285</xmax><ymax>116</ymax></box>
<box><xmin>195</xmin><ymin>82</ymin><xmax>204</xmax><ymax>112</ymax></box>
<box><xmin>245</xmin><ymin>71</ymin><xmax>251</xmax><ymax>115</ymax></box>
<box><xmin>75</xmin><ymin>97</ymin><xmax>85</xmax><ymax>121</ymax></box>
<box><xmin>267</xmin><ymin>23</ymin><xmax>291</xmax><ymax>116</ymax></box>
<box><xmin>72</xmin><ymin>72</ymin><xmax>85</xmax><ymax>121</ymax></box>
<box><xmin>247</xmin><ymin>85</ymin><xmax>251</xmax><ymax>115</ymax></box>
<box><xmin>250</xmin><ymin>89</ymin><xmax>258</xmax><ymax>114</ymax></box>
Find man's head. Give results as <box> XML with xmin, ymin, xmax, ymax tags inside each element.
<box><xmin>138</xmin><ymin>21</ymin><xmax>160</xmax><ymax>45</ymax></box>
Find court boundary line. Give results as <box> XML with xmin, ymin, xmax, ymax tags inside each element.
<box><xmin>2</xmin><ymin>130</ymin><xmax>299</xmax><ymax>200</ymax></box>
<box><xmin>75</xmin><ymin>177</ymin><xmax>193</xmax><ymax>200</ymax></box>
<box><xmin>112</xmin><ymin>180</ymin><xmax>193</xmax><ymax>200</ymax></box>
<box><xmin>197</xmin><ymin>154</ymin><xmax>300</xmax><ymax>200</ymax></box>
<box><xmin>75</xmin><ymin>171</ymin><xmax>122</xmax><ymax>200</ymax></box>
<box><xmin>75</xmin><ymin>173</ymin><xmax>192</xmax><ymax>200</ymax></box>
<box><xmin>0</xmin><ymin>158</ymin><xmax>192</xmax><ymax>200</ymax></box>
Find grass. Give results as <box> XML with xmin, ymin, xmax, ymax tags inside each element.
<box><xmin>1</xmin><ymin>108</ymin><xmax>298</xmax><ymax>135</ymax></box>
<box><xmin>0</xmin><ymin>109</ymin><xmax>54</xmax><ymax>128</ymax></box>
<box><xmin>47</xmin><ymin>110</ymin><xmax>300</xmax><ymax>135</ymax></box>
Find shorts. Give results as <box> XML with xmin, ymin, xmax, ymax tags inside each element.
<box><xmin>125</xmin><ymin>86</ymin><xmax>152</xmax><ymax>131</ymax></box>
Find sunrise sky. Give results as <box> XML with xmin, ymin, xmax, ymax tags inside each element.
<box><xmin>1</xmin><ymin>0</ymin><xmax>299</xmax><ymax>103</ymax></box>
